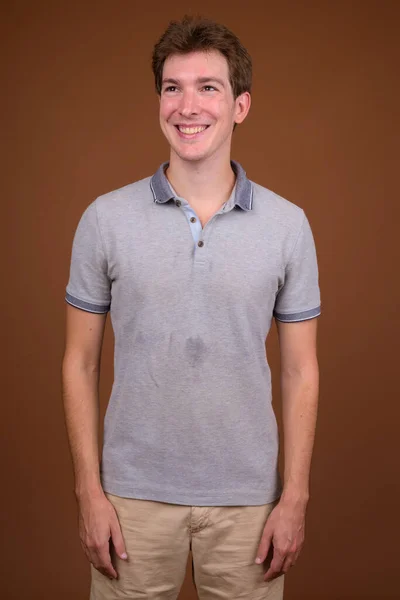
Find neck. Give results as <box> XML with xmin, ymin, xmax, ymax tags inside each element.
<box><xmin>165</xmin><ymin>152</ymin><xmax>236</xmax><ymax>208</ymax></box>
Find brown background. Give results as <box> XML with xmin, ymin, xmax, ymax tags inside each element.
<box><xmin>3</xmin><ymin>1</ymin><xmax>399</xmax><ymax>598</ymax></box>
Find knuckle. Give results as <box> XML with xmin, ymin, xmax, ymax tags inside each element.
<box><xmin>88</xmin><ymin>544</ymin><xmax>101</xmax><ymax>555</ymax></box>
<box><xmin>91</xmin><ymin>539</ymin><xmax>107</xmax><ymax>552</ymax></box>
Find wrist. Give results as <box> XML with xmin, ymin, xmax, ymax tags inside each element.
<box><xmin>280</xmin><ymin>487</ymin><xmax>310</xmax><ymax>508</ymax></box>
<box><xmin>74</xmin><ymin>479</ymin><xmax>104</xmax><ymax>502</ymax></box>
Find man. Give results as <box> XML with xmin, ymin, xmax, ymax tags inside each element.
<box><xmin>62</xmin><ymin>14</ymin><xmax>321</xmax><ymax>600</ymax></box>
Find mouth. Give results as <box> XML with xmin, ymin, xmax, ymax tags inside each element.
<box><xmin>174</xmin><ymin>125</ymin><xmax>210</xmax><ymax>139</ymax></box>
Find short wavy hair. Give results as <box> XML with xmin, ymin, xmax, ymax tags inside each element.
<box><xmin>151</xmin><ymin>15</ymin><xmax>252</xmax><ymax>100</ymax></box>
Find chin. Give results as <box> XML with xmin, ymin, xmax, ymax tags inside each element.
<box><xmin>177</xmin><ymin>152</ymin><xmax>209</xmax><ymax>163</ymax></box>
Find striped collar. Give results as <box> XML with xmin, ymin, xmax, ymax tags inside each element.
<box><xmin>150</xmin><ymin>160</ymin><xmax>253</xmax><ymax>211</ymax></box>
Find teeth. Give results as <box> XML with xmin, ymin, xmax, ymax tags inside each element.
<box><xmin>178</xmin><ymin>126</ymin><xmax>207</xmax><ymax>134</ymax></box>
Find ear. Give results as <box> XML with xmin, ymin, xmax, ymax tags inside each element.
<box><xmin>234</xmin><ymin>92</ymin><xmax>251</xmax><ymax>125</ymax></box>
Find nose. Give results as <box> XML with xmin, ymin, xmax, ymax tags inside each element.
<box><xmin>179</xmin><ymin>90</ymin><xmax>199</xmax><ymax>117</ymax></box>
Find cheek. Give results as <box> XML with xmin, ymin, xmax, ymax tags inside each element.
<box><xmin>210</xmin><ymin>99</ymin><xmax>232</xmax><ymax>122</ymax></box>
<box><xmin>160</xmin><ymin>99</ymin><xmax>177</xmax><ymax>119</ymax></box>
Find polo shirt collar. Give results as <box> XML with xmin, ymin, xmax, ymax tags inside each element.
<box><xmin>150</xmin><ymin>160</ymin><xmax>253</xmax><ymax>211</ymax></box>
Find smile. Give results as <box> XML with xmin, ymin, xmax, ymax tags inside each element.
<box><xmin>175</xmin><ymin>125</ymin><xmax>210</xmax><ymax>138</ymax></box>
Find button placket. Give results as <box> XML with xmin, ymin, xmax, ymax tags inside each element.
<box><xmin>181</xmin><ymin>203</ymin><xmax>202</xmax><ymax>246</ymax></box>
<box><xmin>195</xmin><ymin>209</ymin><xmax>227</xmax><ymax>252</ymax></box>
<box><xmin>177</xmin><ymin>197</ymin><xmax>231</xmax><ymax>251</ymax></box>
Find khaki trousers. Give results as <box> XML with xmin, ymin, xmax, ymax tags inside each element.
<box><xmin>89</xmin><ymin>492</ymin><xmax>284</xmax><ymax>600</ymax></box>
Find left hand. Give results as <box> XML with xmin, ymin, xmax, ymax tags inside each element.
<box><xmin>255</xmin><ymin>497</ymin><xmax>307</xmax><ymax>581</ymax></box>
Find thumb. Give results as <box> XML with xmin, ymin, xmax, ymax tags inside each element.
<box><xmin>110</xmin><ymin>515</ymin><xmax>128</xmax><ymax>560</ymax></box>
<box><xmin>255</xmin><ymin>527</ymin><xmax>272</xmax><ymax>564</ymax></box>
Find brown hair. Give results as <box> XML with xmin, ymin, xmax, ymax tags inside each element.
<box><xmin>151</xmin><ymin>15</ymin><xmax>252</xmax><ymax>100</ymax></box>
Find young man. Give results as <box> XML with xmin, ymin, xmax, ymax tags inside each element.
<box><xmin>62</xmin><ymin>15</ymin><xmax>321</xmax><ymax>600</ymax></box>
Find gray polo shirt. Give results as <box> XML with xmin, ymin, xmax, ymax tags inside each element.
<box><xmin>65</xmin><ymin>160</ymin><xmax>321</xmax><ymax>506</ymax></box>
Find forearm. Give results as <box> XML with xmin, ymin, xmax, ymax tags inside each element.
<box><xmin>61</xmin><ymin>358</ymin><xmax>104</xmax><ymax>499</ymax></box>
<box><xmin>280</xmin><ymin>363</ymin><xmax>319</xmax><ymax>505</ymax></box>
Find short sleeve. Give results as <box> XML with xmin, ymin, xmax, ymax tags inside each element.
<box><xmin>273</xmin><ymin>211</ymin><xmax>321</xmax><ymax>322</ymax></box>
<box><xmin>65</xmin><ymin>200</ymin><xmax>111</xmax><ymax>314</ymax></box>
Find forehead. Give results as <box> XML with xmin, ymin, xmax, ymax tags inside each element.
<box><xmin>162</xmin><ymin>50</ymin><xmax>230</xmax><ymax>81</ymax></box>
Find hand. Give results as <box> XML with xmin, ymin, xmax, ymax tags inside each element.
<box><xmin>255</xmin><ymin>497</ymin><xmax>307</xmax><ymax>581</ymax></box>
<box><xmin>77</xmin><ymin>491</ymin><xmax>128</xmax><ymax>580</ymax></box>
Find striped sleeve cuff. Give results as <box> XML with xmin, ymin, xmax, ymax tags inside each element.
<box><xmin>65</xmin><ymin>292</ymin><xmax>110</xmax><ymax>314</ymax></box>
<box><xmin>274</xmin><ymin>306</ymin><xmax>321</xmax><ymax>323</ymax></box>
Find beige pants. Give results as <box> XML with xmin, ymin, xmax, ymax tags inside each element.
<box><xmin>89</xmin><ymin>492</ymin><xmax>284</xmax><ymax>600</ymax></box>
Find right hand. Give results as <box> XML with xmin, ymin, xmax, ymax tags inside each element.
<box><xmin>77</xmin><ymin>491</ymin><xmax>128</xmax><ymax>580</ymax></box>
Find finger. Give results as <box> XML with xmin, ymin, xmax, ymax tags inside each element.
<box><xmin>255</xmin><ymin>529</ymin><xmax>273</xmax><ymax>564</ymax></box>
<box><xmin>92</xmin><ymin>544</ymin><xmax>118</xmax><ymax>579</ymax></box>
<box><xmin>281</xmin><ymin>553</ymin><xmax>294</xmax><ymax>574</ymax></box>
<box><xmin>264</xmin><ymin>547</ymin><xmax>285</xmax><ymax>581</ymax></box>
<box><xmin>293</xmin><ymin>547</ymin><xmax>302</xmax><ymax>563</ymax></box>
<box><xmin>83</xmin><ymin>538</ymin><xmax>117</xmax><ymax>579</ymax></box>
<box><xmin>97</xmin><ymin>566</ymin><xmax>116</xmax><ymax>581</ymax></box>
<box><xmin>110</xmin><ymin>513</ymin><xmax>128</xmax><ymax>560</ymax></box>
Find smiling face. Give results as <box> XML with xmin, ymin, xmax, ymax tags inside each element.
<box><xmin>159</xmin><ymin>50</ymin><xmax>250</xmax><ymax>164</ymax></box>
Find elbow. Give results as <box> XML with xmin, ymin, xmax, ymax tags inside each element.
<box><xmin>281</xmin><ymin>358</ymin><xmax>319</xmax><ymax>381</ymax></box>
<box><xmin>62</xmin><ymin>351</ymin><xmax>101</xmax><ymax>376</ymax></box>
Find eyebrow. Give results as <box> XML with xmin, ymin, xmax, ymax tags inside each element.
<box><xmin>161</xmin><ymin>77</ymin><xmax>225</xmax><ymax>88</ymax></box>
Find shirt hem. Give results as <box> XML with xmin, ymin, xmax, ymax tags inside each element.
<box><xmin>101</xmin><ymin>478</ymin><xmax>283</xmax><ymax>506</ymax></box>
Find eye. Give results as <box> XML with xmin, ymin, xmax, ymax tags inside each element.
<box><xmin>203</xmin><ymin>85</ymin><xmax>216</xmax><ymax>91</ymax></box>
<box><xmin>164</xmin><ymin>86</ymin><xmax>178</xmax><ymax>93</ymax></box>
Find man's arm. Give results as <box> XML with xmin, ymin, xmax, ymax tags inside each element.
<box><xmin>62</xmin><ymin>304</ymin><xmax>127</xmax><ymax>579</ymax></box>
<box><xmin>278</xmin><ymin>317</ymin><xmax>319</xmax><ymax>504</ymax></box>
<box><xmin>62</xmin><ymin>304</ymin><xmax>107</xmax><ymax>497</ymax></box>
<box><xmin>255</xmin><ymin>317</ymin><xmax>319</xmax><ymax>580</ymax></box>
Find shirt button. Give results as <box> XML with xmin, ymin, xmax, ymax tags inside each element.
<box><xmin>198</xmin><ymin>240</ymin><xmax>204</xmax><ymax>247</ymax></box>
<box><xmin>190</xmin><ymin>217</ymin><xmax>197</xmax><ymax>223</ymax></box>
<box><xmin>175</xmin><ymin>200</ymin><xmax>181</xmax><ymax>207</ymax></box>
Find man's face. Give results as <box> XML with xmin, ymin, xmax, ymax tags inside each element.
<box><xmin>159</xmin><ymin>50</ymin><xmax>250</xmax><ymax>163</ymax></box>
